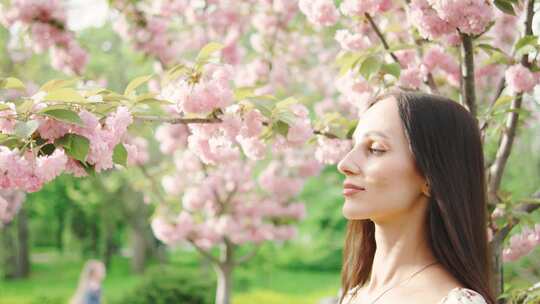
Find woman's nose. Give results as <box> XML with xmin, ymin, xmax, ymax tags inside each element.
<box><xmin>337</xmin><ymin>151</ymin><xmax>359</xmax><ymax>176</ymax></box>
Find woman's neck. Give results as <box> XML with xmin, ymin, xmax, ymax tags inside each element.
<box><xmin>366</xmin><ymin>201</ymin><xmax>436</xmax><ymax>292</ymax></box>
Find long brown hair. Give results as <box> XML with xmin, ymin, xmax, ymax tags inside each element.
<box><xmin>339</xmin><ymin>91</ymin><xmax>495</xmax><ymax>303</ymax></box>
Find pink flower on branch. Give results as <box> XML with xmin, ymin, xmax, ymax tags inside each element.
<box><xmin>505</xmin><ymin>64</ymin><xmax>536</xmax><ymax>94</ymax></box>
<box><xmin>299</xmin><ymin>0</ymin><xmax>339</xmax><ymax>27</ymax></box>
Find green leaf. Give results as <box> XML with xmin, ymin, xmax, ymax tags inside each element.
<box><xmin>275</xmin><ymin>111</ymin><xmax>297</xmax><ymax>126</ymax></box>
<box><xmin>124</xmin><ymin>74</ymin><xmax>153</xmax><ymax>96</ymax></box>
<box><xmin>529</xmin><ymin>65</ymin><xmax>540</xmax><ymax>72</ymax></box>
<box><xmin>336</xmin><ymin>52</ymin><xmax>363</xmax><ymax>76</ymax></box>
<box><xmin>39</xmin><ymin>79</ymin><xmax>79</xmax><ymax>92</ymax></box>
<box><xmin>0</xmin><ymin>77</ymin><xmax>25</xmax><ymax>90</ymax></box>
<box><xmin>250</xmin><ymin>100</ymin><xmax>274</xmax><ymax>117</ymax></box>
<box><xmin>493</xmin><ymin>95</ymin><xmax>513</xmax><ymax>108</ymax></box>
<box><xmin>39</xmin><ymin>143</ymin><xmax>56</xmax><ymax>156</ymax></box>
<box><xmin>14</xmin><ymin>120</ymin><xmax>39</xmax><ymax>138</ymax></box>
<box><xmin>15</xmin><ymin>99</ymin><xmax>34</xmax><ymax>114</ymax></box>
<box><xmin>515</xmin><ymin>45</ymin><xmax>536</xmax><ymax>58</ymax></box>
<box><xmin>359</xmin><ymin>56</ymin><xmax>381</xmax><ymax>80</ymax></box>
<box><xmin>387</xmin><ymin>44</ymin><xmax>416</xmax><ymax>53</ymax></box>
<box><xmin>55</xmin><ymin>134</ymin><xmax>89</xmax><ymax>162</ymax></box>
<box><xmin>234</xmin><ymin>87</ymin><xmax>256</xmax><ymax>100</ymax></box>
<box><xmin>515</xmin><ymin>35</ymin><xmax>538</xmax><ymax>51</ymax></box>
<box><xmin>112</xmin><ymin>143</ymin><xmax>128</xmax><ymax>166</ymax></box>
<box><xmin>477</xmin><ymin>44</ymin><xmax>507</xmax><ymax>56</ymax></box>
<box><xmin>275</xmin><ymin>97</ymin><xmax>299</xmax><ymax>110</ymax></box>
<box><xmin>0</xmin><ymin>136</ymin><xmax>20</xmax><ymax>149</ymax></box>
<box><xmin>196</xmin><ymin>42</ymin><xmax>224</xmax><ymax>63</ymax></box>
<box><xmin>40</xmin><ymin>108</ymin><xmax>83</xmax><ymax>126</ymax></box>
<box><xmin>0</xmin><ymin>103</ymin><xmax>12</xmax><ymax>111</ymax></box>
<box><xmin>482</xmin><ymin>52</ymin><xmax>513</xmax><ymax>66</ymax></box>
<box><xmin>494</xmin><ymin>0</ymin><xmax>516</xmax><ymax>15</ymax></box>
<box><xmin>380</xmin><ymin>63</ymin><xmax>401</xmax><ymax>79</ymax></box>
<box><xmin>273</xmin><ymin>120</ymin><xmax>289</xmax><ymax>137</ymax></box>
<box><xmin>44</xmin><ymin>88</ymin><xmax>87</xmax><ymax>103</ymax></box>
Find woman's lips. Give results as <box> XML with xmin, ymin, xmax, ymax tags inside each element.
<box><xmin>343</xmin><ymin>183</ymin><xmax>365</xmax><ymax>196</ymax></box>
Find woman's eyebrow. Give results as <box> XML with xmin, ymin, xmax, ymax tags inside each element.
<box><xmin>353</xmin><ymin>130</ymin><xmax>390</xmax><ymax>142</ymax></box>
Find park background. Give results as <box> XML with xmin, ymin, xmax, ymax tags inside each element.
<box><xmin>0</xmin><ymin>0</ymin><xmax>540</xmax><ymax>303</ymax></box>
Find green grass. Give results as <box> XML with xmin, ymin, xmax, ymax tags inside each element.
<box><xmin>0</xmin><ymin>249</ymin><xmax>341</xmax><ymax>304</ymax></box>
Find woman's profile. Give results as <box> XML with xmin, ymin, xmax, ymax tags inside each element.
<box><xmin>337</xmin><ymin>91</ymin><xmax>494</xmax><ymax>304</ymax></box>
<box><xmin>70</xmin><ymin>259</ymin><xmax>106</xmax><ymax>304</ymax></box>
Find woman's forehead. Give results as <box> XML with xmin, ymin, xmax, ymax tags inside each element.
<box><xmin>354</xmin><ymin>96</ymin><xmax>400</xmax><ymax>139</ymax></box>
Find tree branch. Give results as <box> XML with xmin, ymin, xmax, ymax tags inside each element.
<box><xmin>139</xmin><ymin>165</ymin><xmax>168</xmax><ymax>205</ymax></box>
<box><xmin>491</xmin><ymin>191</ymin><xmax>540</xmax><ymax>247</ymax></box>
<box><xmin>364</xmin><ymin>13</ymin><xmax>399</xmax><ymax>62</ymax></box>
<box><xmin>188</xmin><ymin>238</ymin><xmax>221</xmax><ymax>265</ymax></box>
<box><xmin>233</xmin><ymin>246</ymin><xmax>260</xmax><ymax>266</ymax></box>
<box><xmin>134</xmin><ymin>115</ymin><xmax>222</xmax><ymax>124</ymax></box>
<box><xmin>487</xmin><ymin>0</ymin><xmax>535</xmax><ymax>205</ymax></box>
<box><xmin>366</xmin><ymin>13</ymin><xmax>439</xmax><ymax>93</ymax></box>
<box><xmin>460</xmin><ymin>32</ymin><xmax>477</xmax><ymax>118</ymax></box>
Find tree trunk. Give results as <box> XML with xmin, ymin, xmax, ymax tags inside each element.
<box><xmin>1</xmin><ymin>222</ymin><xmax>18</xmax><ymax>279</ymax></box>
<box><xmin>56</xmin><ymin>208</ymin><xmax>65</xmax><ymax>253</ymax></box>
<box><xmin>214</xmin><ymin>241</ymin><xmax>235</xmax><ymax>304</ymax></box>
<box><xmin>491</xmin><ymin>241</ymin><xmax>504</xmax><ymax>303</ymax></box>
<box><xmin>214</xmin><ymin>263</ymin><xmax>233</xmax><ymax>304</ymax></box>
<box><xmin>130</xmin><ymin>228</ymin><xmax>147</xmax><ymax>274</ymax></box>
<box><xmin>16</xmin><ymin>207</ymin><xmax>30</xmax><ymax>277</ymax></box>
<box><xmin>103</xmin><ymin>221</ymin><xmax>117</xmax><ymax>269</ymax></box>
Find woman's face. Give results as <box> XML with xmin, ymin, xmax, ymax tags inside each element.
<box><xmin>337</xmin><ymin>96</ymin><xmax>428</xmax><ymax>222</ymax></box>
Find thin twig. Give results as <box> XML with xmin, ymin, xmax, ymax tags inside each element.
<box><xmin>134</xmin><ymin>115</ymin><xmax>222</xmax><ymax>124</ymax></box>
<box><xmin>487</xmin><ymin>0</ymin><xmax>535</xmax><ymax>205</ymax></box>
<box><xmin>364</xmin><ymin>13</ymin><xmax>399</xmax><ymax>62</ymax></box>
<box><xmin>188</xmin><ymin>238</ymin><xmax>221</xmax><ymax>265</ymax></box>
<box><xmin>233</xmin><ymin>246</ymin><xmax>260</xmax><ymax>266</ymax></box>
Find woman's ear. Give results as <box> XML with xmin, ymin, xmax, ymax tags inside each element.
<box><xmin>422</xmin><ymin>181</ymin><xmax>431</xmax><ymax>198</ymax></box>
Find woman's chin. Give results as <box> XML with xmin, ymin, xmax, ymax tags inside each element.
<box><xmin>342</xmin><ymin>202</ymin><xmax>370</xmax><ymax>220</ymax></box>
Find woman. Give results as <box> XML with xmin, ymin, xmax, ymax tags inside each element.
<box><xmin>70</xmin><ymin>259</ymin><xmax>106</xmax><ymax>304</ymax></box>
<box><xmin>337</xmin><ymin>91</ymin><xmax>494</xmax><ymax>304</ymax></box>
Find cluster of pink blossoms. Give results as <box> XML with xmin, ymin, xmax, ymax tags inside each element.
<box><xmin>505</xmin><ymin>64</ymin><xmax>538</xmax><ymax>94</ymax></box>
<box><xmin>0</xmin><ymin>190</ymin><xmax>26</xmax><ymax>227</ymax></box>
<box><xmin>335</xmin><ymin>29</ymin><xmax>371</xmax><ymax>52</ymax></box>
<box><xmin>0</xmin><ymin>0</ymin><xmax>88</xmax><ymax>75</ymax></box>
<box><xmin>410</xmin><ymin>0</ymin><xmax>493</xmax><ymax>39</ymax></box>
<box><xmin>339</xmin><ymin>0</ymin><xmax>393</xmax><ymax>16</ymax></box>
<box><xmin>503</xmin><ymin>224</ymin><xmax>540</xmax><ymax>262</ymax></box>
<box><xmin>0</xmin><ymin>147</ymin><xmax>68</xmax><ymax>193</ymax></box>
<box><xmin>0</xmin><ymin>101</ymin><xmax>135</xmax><ymax>192</ymax></box>
<box><xmin>151</xmin><ymin>155</ymin><xmax>315</xmax><ymax>249</ymax></box>
<box><xmin>159</xmin><ymin>64</ymin><xmax>235</xmax><ymax>115</ymax></box>
<box><xmin>113</xmin><ymin>14</ymin><xmax>182</xmax><ymax>66</ymax></box>
<box><xmin>38</xmin><ymin>106</ymin><xmax>134</xmax><ymax>172</ymax></box>
<box><xmin>298</xmin><ymin>0</ymin><xmax>339</xmax><ymax>27</ymax></box>
<box><xmin>422</xmin><ymin>46</ymin><xmax>460</xmax><ymax>87</ymax></box>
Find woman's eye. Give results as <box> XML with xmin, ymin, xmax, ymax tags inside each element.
<box><xmin>368</xmin><ymin>147</ymin><xmax>385</xmax><ymax>155</ymax></box>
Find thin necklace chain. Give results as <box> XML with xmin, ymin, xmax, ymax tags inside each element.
<box><xmin>369</xmin><ymin>261</ymin><xmax>439</xmax><ymax>304</ymax></box>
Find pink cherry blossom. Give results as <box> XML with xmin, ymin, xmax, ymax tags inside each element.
<box><xmin>505</xmin><ymin>64</ymin><xmax>536</xmax><ymax>94</ymax></box>
<box><xmin>315</xmin><ymin>137</ymin><xmax>352</xmax><ymax>165</ymax></box>
<box><xmin>0</xmin><ymin>189</ymin><xmax>25</xmax><ymax>227</ymax></box>
<box><xmin>429</xmin><ymin>0</ymin><xmax>494</xmax><ymax>35</ymax></box>
<box><xmin>399</xmin><ymin>66</ymin><xmax>425</xmax><ymax>89</ymax></box>
<box><xmin>299</xmin><ymin>0</ymin><xmax>339</xmax><ymax>27</ymax></box>
<box><xmin>125</xmin><ymin>136</ymin><xmax>149</xmax><ymax>166</ymax></box>
<box><xmin>335</xmin><ymin>29</ymin><xmax>371</xmax><ymax>52</ymax></box>
<box><xmin>340</xmin><ymin>0</ymin><xmax>393</xmax><ymax>17</ymax></box>
<box><xmin>35</xmin><ymin>148</ymin><xmax>68</xmax><ymax>183</ymax></box>
<box><xmin>502</xmin><ymin>224</ymin><xmax>540</xmax><ymax>262</ymax></box>
<box><xmin>409</xmin><ymin>0</ymin><xmax>453</xmax><ymax>39</ymax></box>
<box><xmin>155</xmin><ymin>123</ymin><xmax>189</xmax><ymax>155</ymax></box>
